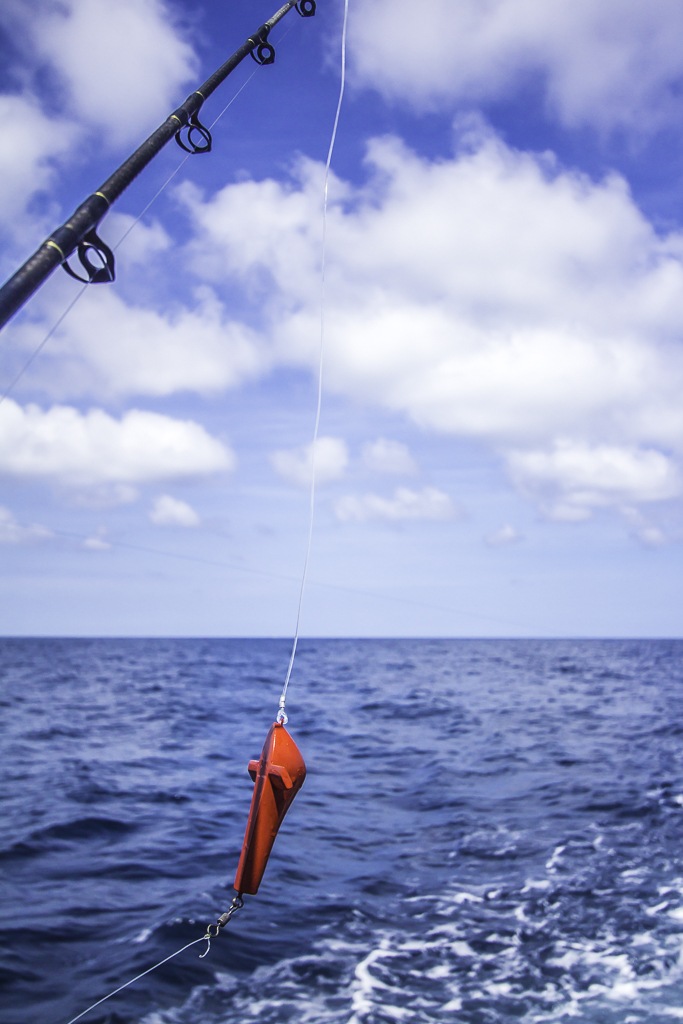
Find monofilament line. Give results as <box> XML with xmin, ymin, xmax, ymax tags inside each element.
<box><xmin>277</xmin><ymin>0</ymin><xmax>350</xmax><ymax>724</ymax></box>
<box><xmin>0</xmin><ymin>69</ymin><xmax>257</xmax><ymax>405</ymax></box>
<box><xmin>62</xmin><ymin>936</ymin><xmax>207</xmax><ymax>1024</ymax></box>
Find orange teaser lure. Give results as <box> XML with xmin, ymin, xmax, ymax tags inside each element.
<box><xmin>234</xmin><ymin>721</ymin><xmax>306</xmax><ymax>896</ymax></box>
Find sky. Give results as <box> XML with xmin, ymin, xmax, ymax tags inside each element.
<box><xmin>0</xmin><ymin>0</ymin><xmax>682</xmax><ymax>638</ymax></box>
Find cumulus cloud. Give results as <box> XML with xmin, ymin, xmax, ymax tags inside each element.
<box><xmin>0</xmin><ymin>399</ymin><xmax>235</xmax><ymax>488</ymax></box>
<box><xmin>1</xmin><ymin>0</ymin><xmax>197</xmax><ymax>148</ymax></box>
<box><xmin>106</xmin><ymin>213</ymin><xmax>173</xmax><ymax>266</ymax></box>
<box><xmin>621</xmin><ymin>507</ymin><xmax>671</xmax><ymax>548</ymax></box>
<box><xmin>0</xmin><ymin>95</ymin><xmax>78</xmax><ymax>254</ymax></box>
<box><xmin>362</xmin><ymin>438</ymin><xmax>417</xmax><ymax>476</ymax></box>
<box><xmin>176</xmin><ymin>162</ymin><xmax>348</xmax><ymax>299</ymax></box>
<box><xmin>348</xmin><ymin>0</ymin><xmax>683</xmax><ymax>133</ymax></box>
<box><xmin>149</xmin><ymin>494</ymin><xmax>200</xmax><ymax>527</ymax></box>
<box><xmin>83</xmin><ymin>529</ymin><xmax>112</xmax><ymax>551</ymax></box>
<box><xmin>13</xmin><ymin>286</ymin><xmax>267</xmax><ymax>401</ymax></box>
<box><xmin>335</xmin><ymin>486</ymin><xmax>454</xmax><ymax>523</ymax></box>
<box><xmin>181</xmin><ymin>127</ymin><xmax>683</xmax><ymax>519</ymax></box>
<box><xmin>270</xmin><ymin>436</ymin><xmax>349</xmax><ymax>487</ymax></box>
<box><xmin>507</xmin><ymin>441</ymin><xmax>682</xmax><ymax>520</ymax></box>
<box><xmin>485</xmin><ymin>524</ymin><xmax>524</xmax><ymax>548</ymax></box>
<box><xmin>0</xmin><ymin>506</ymin><xmax>52</xmax><ymax>545</ymax></box>
<box><xmin>0</xmin><ymin>0</ymin><xmax>197</xmax><ymax>278</ymax></box>
<box><xmin>631</xmin><ymin>524</ymin><xmax>668</xmax><ymax>548</ymax></box>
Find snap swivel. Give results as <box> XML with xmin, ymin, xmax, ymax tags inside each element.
<box><xmin>199</xmin><ymin>895</ymin><xmax>245</xmax><ymax>958</ymax></box>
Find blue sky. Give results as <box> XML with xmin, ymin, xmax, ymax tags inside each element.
<box><xmin>0</xmin><ymin>0</ymin><xmax>682</xmax><ymax>638</ymax></box>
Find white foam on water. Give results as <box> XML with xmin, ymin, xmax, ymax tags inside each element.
<box><xmin>647</xmin><ymin>899</ymin><xmax>673</xmax><ymax>916</ymax></box>
<box><xmin>139</xmin><ymin>856</ymin><xmax>683</xmax><ymax>1024</ymax></box>
<box><xmin>452</xmin><ymin>890</ymin><xmax>484</xmax><ymax>905</ymax></box>
<box><xmin>545</xmin><ymin>844</ymin><xmax>566</xmax><ymax>871</ymax></box>
<box><xmin>621</xmin><ymin>867</ymin><xmax>647</xmax><ymax>881</ymax></box>
<box><xmin>442</xmin><ymin>996</ymin><xmax>462</xmax><ymax>1011</ymax></box>
<box><xmin>140</xmin><ymin>914</ymin><xmax>683</xmax><ymax>1024</ymax></box>
<box><xmin>521</xmin><ymin>878</ymin><xmax>552</xmax><ymax>893</ymax></box>
<box><xmin>425</xmin><ymin>963</ymin><xmax>451</xmax><ymax>980</ymax></box>
<box><xmin>487</xmin><ymin>981</ymin><xmax>513</xmax><ymax>996</ymax></box>
<box><xmin>449</xmin><ymin>939</ymin><xmax>477</xmax><ymax>958</ymax></box>
<box><xmin>347</xmin><ymin>938</ymin><xmax>411</xmax><ymax>1024</ymax></box>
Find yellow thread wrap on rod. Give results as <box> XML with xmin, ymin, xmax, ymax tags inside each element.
<box><xmin>46</xmin><ymin>240</ymin><xmax>66</xmax><ymax>260</ymax></box>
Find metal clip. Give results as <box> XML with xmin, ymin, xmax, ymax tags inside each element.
<box><xmin>199</xmin><ymin>894</ymin><xmax>245</xmax><ymax>957</ymax></box>
<box><xmin>216</xmin><ymin>895</ymin><xmax>245</xmax><ymax>928</ymax></box>
<box><xmin>199</xmin><ymin>896</ymin><xmax>244</xmax><ymax>958</ymax></box>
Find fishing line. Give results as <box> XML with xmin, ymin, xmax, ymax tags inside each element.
<box><xmin>9</xmin><ymin>11</ymin><xmax>331</xmax><ymax>1024</ymax></box>
<box><xmin>60</xmin><ymin>896</ymin><xmax>245</xmax><ymax>1024</ymax></box>
<box><xmin>9</xmin><ymin>514</ymin><xmax>537</xmax><ymax>631</ymax></box>
<box><xmin>61</xmin><ymin>936</ymin><xmax>208</xmax><ymax>1024</ymax></box>
<box><xmin>110</xmin><ymin>67</ymin><xmax>260</xmax><ymax>255</ymax></box>
<box><xmin>0</xmin><ymin>279</ymin><xmax>92</xmax><ymax>406</ymax></box>
<box><xmin>277</xmin><ymin>0</ymin><xmax>350</xmax><ymax>725</ymax></box>
<box><xmin>0</xmin><ymin>40</ymin><xmax>270</xmax><ymax>406</ymax></box>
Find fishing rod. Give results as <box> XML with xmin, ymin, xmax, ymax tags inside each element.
<box><xmin>0</xmin><ymin>0</ymin><xmax>316</xmax><ymax>333</ymax></box>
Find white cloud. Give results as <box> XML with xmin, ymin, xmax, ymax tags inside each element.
<box><xmin>633</xmin><ymin>525</ymin><xmax>668</xmax><ymax>548</ymax></box>
<box><xmin>349</xmin><ymin>0</ymin><xmax>683</xmax><ymax>132</ymax></box>
<box><xmin>176</xmin><ymin>161</ymin><xmax>348</xmax><ymax>300</ymax></box>
<box><xmin>150</xmin><ymin>494</ymin><xmax>200</xmax><ymax>527</ymax></box>
<box><xmin>106</xmin><ymin>213</ymin><xmax>173</xmax><ymax>266</ymax></box>
<box><xmin>362</xmin><ymin>438</ymin><xmax>417</xmax><ymax>476</ymax></box>
<box><xmin>270</xmin><ymin>436</ymin><xmax>349</xmax><ymax>487</ymax></box>
<box><xmin>0</xmin><ymin>0</ymin><xmax>196</xmax><ymax>271</ymax></box>
<box><xmin>181</xmin><ymin>128</ymin><xmax>683</xmax><ymax>518</ymax></box>
<box><xmin>0</xmin><ymin>506</ymin><xmax>52</xmax><ymax>545</ymax></box>
<box><xmin>621</xmin><ymin>507</ymin><xmax>673</xmax><ymax>547</ymax></box>
<box><xmin>184</xmin><ymin>131</ymin><xmax>683</xmax><ymax>443</ymax></box>
<box><xmin>2</xmin><ymin>0</ymin><xmax>198</xmax><ymax>148</ymax></box>
<box><xmin>14</xmin><ymin>286</ymin><xmax>267</xmax><ymax>401</ymax></box>
<box><xmin>485</xmin><ymin>524</ymin><xmax>524</xmax><ymax>547</ymax></box>
<box><xmin>335</xmin><ymin>486</ymin><xmax>454</xmax><ymax>523</ymax></box>
<box><xmin>84</xmin><ymin>529</ymin><xmax>112</xmax><ymax>552</ymax></box>
<box><xmin>0</xmin><ymin>399</ymin><xmax>235</xmax><ymax>488</ymax></box>
<box><xmin>507</xmin><ymin>441</ymin><xmax>682</xmax><ymax>520</ymax></box>
<box><xmin>0</xmin><ymin>95</ymin><xmax>78</xmax><ymax>251</ymax></box>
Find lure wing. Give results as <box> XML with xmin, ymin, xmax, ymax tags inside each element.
<box><xmin>234</xmin><ymin>721</ymin><xmax>306</xmax><ymax>896</ymax></box>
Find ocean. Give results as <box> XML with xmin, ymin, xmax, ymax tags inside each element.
<box><xmin>2</xmin><ymin>637</ymin><xmax>683</xmax><ymax>1024</ymax></box>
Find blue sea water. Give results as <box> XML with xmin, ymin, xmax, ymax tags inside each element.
<box><xmin>2</xmin><ymin>638</ymin><xmax>683</xmax><ymax>1024</ymax></box>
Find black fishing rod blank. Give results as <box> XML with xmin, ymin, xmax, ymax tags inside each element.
<box><xmin>0</xmin><ymin>0</ymin><xmax>316</xmax><ymax>332</ymax></box>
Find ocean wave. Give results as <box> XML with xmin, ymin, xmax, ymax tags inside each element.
<box><xmin>2</xmin><ymin>637</ymin><xmax>683</xmax><ymax>1024</ymax></box>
